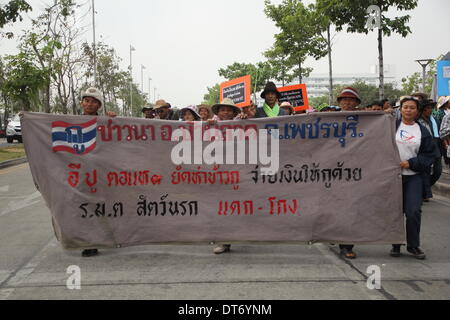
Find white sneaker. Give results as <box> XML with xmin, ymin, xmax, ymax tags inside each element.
<box><xmin>213</xmin><ymin>244</ymin><xmax>231</xmax><ymax>254</ymax></box>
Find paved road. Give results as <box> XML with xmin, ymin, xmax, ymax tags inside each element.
<box><xmin>0</xmin><ymin>164</ymin><xmax>449</xmax><ymax>300</ymax></box>
<box><xmin>0</xmin><ymin>138</ymin><xmax>22</xmax><ymax>149</ymax></box>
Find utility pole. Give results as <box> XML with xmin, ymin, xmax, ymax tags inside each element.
<box><xmin>129</xmin><ymin>45</ymin><xmax>136</xmax><ymax>116</ymax></box>
<box><xmin>92</xmin><ymin>0</ymin><xmax>97</xmax><ymax>87</ymax></box>
<box><xmin>415</xmin><ymin>59</ymin><xmax>434</xmax><ymax>93</ymax></box>
<box><xmin>141</xmin><ymin>65</ymin><xmax>146</xmax><ymax>93</ymax></box>
<box><xmin>148</xmin><ymin>77</ymin><xmax>152</xmax><ymax>103</ymax></box>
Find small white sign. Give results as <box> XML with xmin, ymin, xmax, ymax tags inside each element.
<box><xmin>444</xmin><ymin>66</ymin><xmax>450</xmax><ymax>78</ymax></box>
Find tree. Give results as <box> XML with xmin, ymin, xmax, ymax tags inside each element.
<box><xmin>317</xmin><ymin>0</ymin><xmax>418</xmax><ymax>99</ymax></box>
<box><xmin>218</xmin><ymin>61</ymin><xmax>273</xmax><ymax>94</ymax></box>
<box><xmin>0</xmin><ymin>0</ymin><xmax>32</xmax><ymax>38</ymax></box>
<box><xmin>264</xmin><ymin>46</ymin><xmax>292</xmax><ymax>87</ymax></box>
<box><xmin>315</xmin><ymin>1</ymin><xmax>338</xmax><ymax>105</ymax></box>
<box><xmin>2</xmin><ymin>51</ymin><xmax>48</xmax><ymax>112</ymax></box>
<box><xmin>203</xmin><ymin>84</ymin><xmax>220</xmax><ymax>105</ymax></box>
<box><xmin>264</xmin><ymin>0</ymin><xmax>328</xmax><ymax>84</ymax></box>
<box><xmin>16</xmin><ymin>0</ymin><xmax>78</xmax><ymax>113</ymax></box>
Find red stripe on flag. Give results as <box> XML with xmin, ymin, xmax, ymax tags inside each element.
<box><xmin>52</xmin><ymin>143</ymin><xmax>96</xmax><ymax>155</ymax></box>
<box><xmin>52</xmin><ymin>118</ymin><xmax>97</xmax><ymax>129</ymax></box>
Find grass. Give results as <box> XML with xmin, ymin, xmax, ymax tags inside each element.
<box><xmin>0</xmin><ymin>145</ymin><xmax>26</xmax><ymax>163</ymax></box>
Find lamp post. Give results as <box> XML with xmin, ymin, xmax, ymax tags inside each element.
<box><xmin>92</xmin><ymin>0</ymin><xmax>97</xmax><ymax>87</ymax></box>
<box><xmin>154</xmin><ymin>87</ymin><xmax>157</xmax><ymax>104</ymax></box>
<box><xmin>415</xmin><ymin>59</ymin><xmax>434</xmax><ymax>93</ymax></box>
<box><xmin>148</xmin><ymin>77</ymin><xmax>152</xmax><ymax>103</ymax></box>
<box><xmin>141</xmin><ymin>65</ymin><xmax>146</xmax><ymax>93</ymax></box>
<box><xmin>129</xmin><ymin>45</ymin><xmax>136</xmax><ymax>116</ymax></box>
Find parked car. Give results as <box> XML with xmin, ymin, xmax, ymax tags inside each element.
<box><xmin>6</xmin><ymin>114</ymin><xmax>22</xmax><ymax>143</ymax></box>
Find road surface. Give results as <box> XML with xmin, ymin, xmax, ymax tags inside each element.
<box><xmin>0</xmin><ymin>164</ymin><xmax>449</xmax><ymax>300</ymax></box>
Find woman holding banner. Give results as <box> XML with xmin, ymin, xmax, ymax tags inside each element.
<box><xmin>197</xmin><ymin>105</ymin><xmax>213</xmax><ymax>121</ymax></box>
<box><xmin>179</xmin><ymin>105</ymin><xmax>201</xmax><ymax>121</ymax></box>
<box><xmin>390</xmin><ymin>96</ymin><xmax>437</xmax><ymax>259</ymax></box>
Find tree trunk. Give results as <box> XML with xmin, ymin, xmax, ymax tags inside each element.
<box><xmin>327</xmin><ymin>25</ymin><xmax>334</xmax><ymax>106</ymax></box>
<box><xmin>298</xmin><ymin>60</ymin><xmax>302</xmax><ymax>85</ymax></box>
<box><xmin>378</xmin><ymin>27</ymin><xmax>384</xmax><ymax>100</ymax></box>
<box><xmin>44</xmin><ymin>83</ymin><xmax>51</xmax><ymax>113</ymax></box>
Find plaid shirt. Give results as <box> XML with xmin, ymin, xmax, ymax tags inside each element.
<box><xmin>440</xmin><ymin>113</ymin><xmax>450</xmax><ymax>140</ymax></box>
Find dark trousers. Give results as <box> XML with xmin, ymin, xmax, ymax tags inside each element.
<box><xmin>430</xmin><ymin>157</ymin><xmax>443</xmax><ymax>186</ymax></box>
<box><xmin>402</xmin><ymin>175</ymin><xmax>423</xmax><ymax>248</ymax></box>
<box><xmin>423</xmin><ymin>157</ymin><xmax>443</xmax><ymax>199</ymax></box>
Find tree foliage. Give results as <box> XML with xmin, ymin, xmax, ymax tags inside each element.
<box><xmin>0</xmin><ymin>0</ymin><xmax>32</xmax><ymax>38</ymax></box>
<box><xmin>0</xmin><ymin>1</ymin><xmax>147</xmax><ymax>116</ymax></box>
<box><xmin>316</xmin><ymin>0</ymin><xmax>418</xmax><ymax>99</ymax></box>
<box><xmin>218</xmin><ymin>61</ymin><xmax>273</xmax><ymax>93</ymax></box>
<box><xmin>264</xmin><ymin>0</ymin><xmax>328</xmax><ymax>84</ymax></box>
<box><xmin>203</xmin><ymin>84</ymin><xmax>220</xmax><ymax>106</ymax></box>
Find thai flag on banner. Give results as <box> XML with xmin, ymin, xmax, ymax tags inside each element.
<box><xmin>52</xmin><ymin>118</ymin><xmax>97</xmax><ymax>155</ymax></box>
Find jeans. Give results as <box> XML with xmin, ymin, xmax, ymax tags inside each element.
<box><xmin>402</xmin><ymin>175</ymin><xmax>423</xmax><ymax>248</ymax></box>
<box><xmin>430</xmin><ymin>157</ymin><xmax>443</xmax><ymax>186</ymax></box>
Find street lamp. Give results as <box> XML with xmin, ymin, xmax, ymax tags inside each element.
<box><xmin>92</xmin><ymin>0</ymin><xmax>97</xmax><ymax>87</ymax></box>
<box><xmin>154</xmin><ymin>87</ymin><xmax>157</xmax><ymax>104</ymax></box>
<box><xmin>148</xmin><ymin>77</ymin><xmax>152</xmax><ymax>103</ymax></box>
<box><xmin>129</xmin><ymin>45</ymin><xmax>136</xmax><ymax>116</ymax></box>
<box><xmin>415</xmin><ymin>59</ymin><xmax>434</xmax><ymax>93</ymax></box>
<box><xmin>141</xmin><ymin>65</ymin><xmax>146</xmax><ymax>93</ymax></box>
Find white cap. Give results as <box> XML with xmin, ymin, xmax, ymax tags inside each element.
<box><xmin>81</xmin><ymin>87</ymin><xmax>103</xmax><ymax>107</ymax></box>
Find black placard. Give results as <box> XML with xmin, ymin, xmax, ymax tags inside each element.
<box><xmin>223</xmin><ymin>82</ymin><xmax>245</xmax><ymax>104</ymax></box>
<box><xmin>279</xmin><ymin>89</ymin><xmax>305</xmax><ymax>107</ymax></box>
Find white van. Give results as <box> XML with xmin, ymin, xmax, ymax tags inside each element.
<box><xmin>6</xmin><ymin>114</ymin><xmax>22</xmax><ymax>143</ymax></box>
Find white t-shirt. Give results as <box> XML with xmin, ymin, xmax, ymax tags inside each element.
<box><xmin>396</xmin><ymin>122</ymin><xmax>422</xmax><ymax>176</ymax></box>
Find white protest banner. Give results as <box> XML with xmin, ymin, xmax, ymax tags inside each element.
<box><xmin>22</xmin><ymin>112</ymin><xmax>405</xmax><ymax>249</ymax></box>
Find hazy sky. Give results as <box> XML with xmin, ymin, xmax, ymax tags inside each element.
<box><xmin>1</xmin><ymin>0</ymin><xmax>449</xmax><ymax>107</ymax></box>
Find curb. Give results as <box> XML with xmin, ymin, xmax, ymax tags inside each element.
<box><xmin>433</xmin><ymin>182</ymin><xmax>450</xmax><ymax>199</ymax></box>
<box><xmin>0</xmin><ymin>157</ymin><xmax>28</xmax><ymax>170</ymax></box>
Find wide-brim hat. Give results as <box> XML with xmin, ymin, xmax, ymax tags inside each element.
<box><xmin>153</xmin><ymin>99</ymin><xmax>171</xmax><ymax>110</ymax></box>
<box><xmin>337</xmin><ymin>87</ymin><xmax>361</xmax><ymax>104</ymax></box>
<box><xmin>180</xmin><ymin>105</ymin><xmax>201</xmax><ymax>121</ymax></box>
<box><xmin>212</xmin><ymin>98</ymin><xmax>241</xmax><ymax>116</ymax></box>
<box><xmin>142</xmin><ymin>105</ymin><xmax>154</xmax><ymax>112</ymax></box>
<box><xmin>81</xmin><ymin>87</ymin><xmax>103</xmax><ymax>107</ymax></box>
<box><xmin>261</xmin><ymin>81</ymin><xmax>281</xmax><ymax>99</ymax></box>
<box><xmin>420</xmin><ymin>99</ymin><xmax>437</xmax><ymax>109</ymax></box>
<box><xmin>412</xmin><ymin>92</ymin><xmax>429</xmax><ymax>100</ymax></box>
<box><xmin>437</xmin><ymin>96</ymin><xmax>450</xmax><ymax>109</ymax></box>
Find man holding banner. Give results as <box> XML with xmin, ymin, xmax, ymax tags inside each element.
<box><xmin>256</xmin><ymin>82</ymin><xmax>288</xmax><ymax>118</ymax></box>
<box><xmin>80</xmin><ymin>87</ymin><xmax>115</xmax><ymax>257</ymax></box>
<box><xmin>336</xmin><ymin>87</ymin><xmax>362</xmax><ymax>259</ymax></box>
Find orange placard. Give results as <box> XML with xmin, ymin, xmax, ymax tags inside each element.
<box><xmin>220</xmin><ymin>75</ymin><xmax>251</xmax><ymax>108</ymax></box>
<box><xmin>278</xmin><ymin>84</ymin><xmax>309</xmax><ymax>112</ymax></box>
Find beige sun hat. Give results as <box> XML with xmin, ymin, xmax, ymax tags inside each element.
<box><xmin>153</xmin><ymin>99</ymin><xmax>171</xmax><ymax>110</ymax></box>
<box><xmin>212</xmin><ymin>98</ymin><xmax>241</xmax><ymax>115</ymax></box>
<box><xmin>81</xmin><ymin>87</ymin><xmax>104</xmax><ymax>107</ymax></box>
<box><xmin>437</xmin><ymin>96</ymin><xmax>450</xmax><ymax>109</ymax></box>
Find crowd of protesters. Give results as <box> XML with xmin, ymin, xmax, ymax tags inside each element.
<box><xmin>76</xmin><ymin>83</ymin><xmax>450</xmax><ymax>259</ymax></box>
